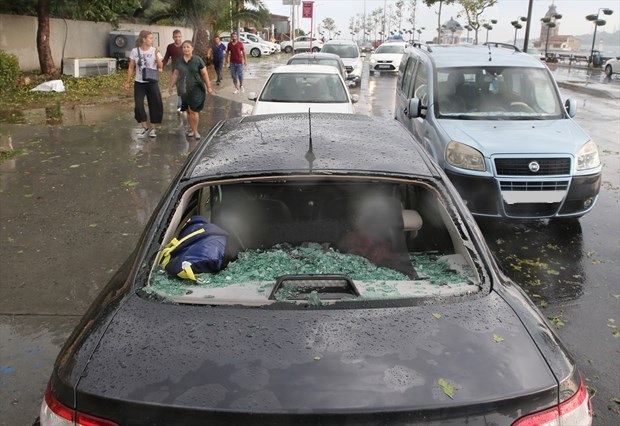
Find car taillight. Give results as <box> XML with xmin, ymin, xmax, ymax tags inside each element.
<box><xmin>512</xmin><ymin>376</ymin><xmax>592</xmax><ymax>426</ymax></box>
<box><xmin>40</xmin><ymin>382</ymin><xmax>119</xmax><ymax>426</ymax></box>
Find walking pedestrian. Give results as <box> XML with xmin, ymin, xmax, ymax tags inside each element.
<box><xmin>162</xmin><ymin>29</ymin><xmax>184</xmax><ymax>112</ymax></box>
<box><xmin>212</xmin><ymin>35</ymin><xmax>226</xmax><ymax>85</ymax></box>
<box><xmin>168</xmin><ymin>40</ymin><xmax>214</xmax><ymax>140</ymax></box>
<box><xmin>124</xmin><ymin>30</ymin><xmax>164</xmax><ymax>138</ymax></box>
<box><xmin>225</xmin><ymin>32</ymin><xmax>247</xmax><ymax>94</ymax></box>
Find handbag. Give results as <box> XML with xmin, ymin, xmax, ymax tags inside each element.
<box><xmin>158</xmin><ymin>216</ymin><xmax>228</xmax><ymax>281</ymax></box>
<box><xmin>137</xmin><ymin>48</ymin><xmax>159</xmax><ymax>82</ymax></box>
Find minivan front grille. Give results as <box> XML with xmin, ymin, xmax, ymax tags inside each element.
<box><xmin>495</xmin><ymin>158</ymin><xmax>571</xmax><ymax>176</ymax></box>
<box><xmin>345</xmin><ymin>66</ymin><xmax>353</xmax><ymax>72</ymax></box>
<box><xmin>499</xmin><ymin>180</ymin><xmax>570</xmax><ymax>191</ymax></box>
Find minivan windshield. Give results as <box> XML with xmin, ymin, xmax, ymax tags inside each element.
<box><xmin>436</xmin><ymin>66</ymin><xmax>564</xmax><ymax>120</ymax></box>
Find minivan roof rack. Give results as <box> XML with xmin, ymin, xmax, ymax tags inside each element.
<box><xmin>412</xmin><ymin>42</ymin><xmax>433</xmax><ymax>53</ymax></box>
<box><xmin>482</xmin><ymin>42</ymin><xmax>521</xmax><ymax>52</ymax></box>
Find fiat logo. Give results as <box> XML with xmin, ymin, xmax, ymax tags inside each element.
<box><xmin>528</xmin><ymin>161</ymin><xmax>540</xmax><ymax>173</ymax></box>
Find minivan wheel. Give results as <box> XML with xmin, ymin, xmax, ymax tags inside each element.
<box><xmin>250</xmin><ymin>48</ymin><xmax>261</xmax><ymax>58</ymax></box>
<box><xmin>284</xmin><ymin>45</ymin><xmax>293</xmax><ymax>53</ymax></box>
<box><xmin>605</xmin><ymin>64</ymin><xmax>612</xmax><ymax>77</ymax></box>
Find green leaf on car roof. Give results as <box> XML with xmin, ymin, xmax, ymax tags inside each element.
<box><xmin>438</xmin><ymin>378</ymin><xmax>455</xmax><ymax>399</ymax></box>
<box><xmin>493</xmin><ymin>334</ymin><xmax>504</xmax><ymax>343</ymax></box>
<box><xmin>432</xmin><ymin>312</ymin><xmax>441</xmax><ymax>319</ymax></box>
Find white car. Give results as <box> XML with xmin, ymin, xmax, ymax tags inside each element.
<box><xmin>240</xmin><ymin>32</ymin><xmax>280</xmax><ymax>53</ymax></box>
<box><xmin>280</xmin><ymin>36</ymin><xmax>323</xmax><ymax>54</ymax></box>
<box><xmin>320</xmin><ymin>40</ymin><xmax>363</xmax><ymax>87</ymax></box>
<box><xmin>369</xmin><ymin>42</ymin><xmax>407</xmax><ymax>74</ymax></box>
<box><xmin>219</xmin><ymin>33</ymin><xmax>271</xmax><ymax>57</ymax></box>
<box><xmin>604</xmin><ymin>56</ymin><xmax>620</xmax><ymax>76</ymax></box>
<box><xmin>248</xmin><ymin>64</ymin><xmax>358</xmax><ymax>115</ymax></box>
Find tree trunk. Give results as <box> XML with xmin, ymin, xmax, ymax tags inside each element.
<box><xmin>37</xmin><ymin>0</ymin><xmax>58</xmax><ymax>75</ymax></box>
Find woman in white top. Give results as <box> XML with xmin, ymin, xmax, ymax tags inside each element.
<box><xmin>124</xmin><ymin>30</ymin><xmax>164</xmax><ymax>138</ymax></box>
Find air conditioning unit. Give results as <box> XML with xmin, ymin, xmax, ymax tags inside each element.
<box><xmin>63</xmin><ymin>58</ymin><xmax>117</xmax><ymax>78</ymax></box>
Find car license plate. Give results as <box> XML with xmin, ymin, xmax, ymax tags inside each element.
<box><xmin>502</xmin><ymin>190</ymin><xmax>565</xmax><ymax>204</ymax></box>
<box><xmin>378</xmin><ymin>65</ymin><xmax>391</xmax><ymax>69</ymax></box>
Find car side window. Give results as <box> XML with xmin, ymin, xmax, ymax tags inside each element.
<box><xmin>401</xmin><ymin>57</ymin><xmax>417</xmax><ymax>97</ymax></box>
<box><xmin>413</xmin><ymin>62</ymin><xmax>428</xmax><ymax>108</ymax></box>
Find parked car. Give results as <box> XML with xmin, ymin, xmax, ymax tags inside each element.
<box><xmin>219</xmin><ymin>32</ymin><xmax>271</xmax><ymax>57</ymax></box>
<box><xmin>286</xmin><ymin>51</ymin><xmax>347</xmax><ymax>81</ymax></box>
<box><xmin>369</xmin><ymin>41</ymin><xmax>407</xmax><ymax>74</ymax></box>
<box><xmin>604</xmin><ymin>56</ymin><xmax>620</xmax><ymax>76</ymax></box>
<box><xmin>240</xmin><ymin>31</ymin><xmax>281</xmax><ymax>53</ymax></box>
<box><xmin>320</xmin><ymin>39</ymin><xmax>363</xmax><ymax>87</ymax></box>
<box><xmin>247</xmin><ymin>64</ymin><xmax>358</xmax><ymax>115</ymax></box>
<box><xmin>38</xmin><ymin>113</ymin><xmax>592</xmax><ymax>426</ymax></box>
<box><xmin>357</xmin><ymin>41</ymin><xmax>374</xmax><ymax>53</ymax></box>
<box><xmin>280</xmin><ymin>36</ymin><xmax>323</xmax><ymax>53</ymax></box>
<box><xmin>395</xmin><ymin>42</ymin><xmax>601</xmax><ymax>219</ymax></box>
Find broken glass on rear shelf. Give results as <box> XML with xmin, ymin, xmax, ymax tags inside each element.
<box><xmin>144</xmin><ymin>176</ymin><xmax>482</xmax><ymax>306</ymax></box>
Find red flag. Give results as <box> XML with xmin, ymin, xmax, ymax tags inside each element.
<box><xmin>302</xmin><ymin>1</ymin><xmax>313</xmax><ymax>18</ymax></box>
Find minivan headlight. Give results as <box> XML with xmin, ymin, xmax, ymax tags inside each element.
<box><xmin>446</xmin><ymin>141</ymin><xmax>486</xmax><ymax>171</ymax></box>
<box><xmin>576</xmin><ymin>140</ymin><xmax>600</xmax><ymax>170</ymax></box>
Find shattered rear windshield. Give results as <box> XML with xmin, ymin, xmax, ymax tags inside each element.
<box><xmin>145</xmin><ymin>177</ymin><xmax>482</xmax><ymax>306</ymax></box>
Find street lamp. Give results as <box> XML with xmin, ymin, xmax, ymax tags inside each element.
<box><xmin>416</xmin><ymin>27</ymin><xmax>424</xmax><ymax>42</ymax></box>
<box><xmin>586</xmin><ymin>8</ymin><xmax>614</xmax><ymax>67</ymax></box>
<box><xmin>483</xmin><ymin>19</ymin><xmax>497</xmax><ymax>43</ymax></box>
<box><xmin>464</xmin><ymin>25</ymin><xmax>472</xmax><ymax>44</ymax></box>
<box><xmin>541</xmin><ymin>13</ymin><xmax>561</xmax><ymax>59</ymax></box>
<box><xmin>511</xmin><ymin>16</ymin><xmax>527</xmax><ymax>45</ymax></box>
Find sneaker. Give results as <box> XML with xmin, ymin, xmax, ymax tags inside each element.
<box><xmin>233</xmin><ymin>88</ymin><xmax>239</xmax><ymax>94</ymax></box>
<box><xmin>187</xmin><ymin>131</ymin><xmax>194</xmax><ymax>137</ymax></box>
<box><xmin>176</xmin><ymin>107</ymin><xmax>182</xmax><ymax>113</ymax></box>
<box><xmin>138</xmin><ymin>127</ymin><xmax>149</xmax><ymax>138</ymax></box>
<box><xmin>149</xmin><ymin>129</ymin><xmax>157</xmax><ymax>138</ymax></box>
<box><xmin>216</xmin><ymin>81</ymin><xmax>220</xmax><ymax>85</ymax></box>
<box><xmin>194</xmin><ymin>132</ymin><xmax>201</xmax><ymax>140</ymax></box>
<box><xmin>241</xmin><ymin>86</ymin><xmax>245</xmax><ymax>93</ymax></box>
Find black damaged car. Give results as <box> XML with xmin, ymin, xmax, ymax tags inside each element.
<box><xmin>39</xmin><ymin>114</ymin><xmax>592</xmax><ymax>425</ymax></box>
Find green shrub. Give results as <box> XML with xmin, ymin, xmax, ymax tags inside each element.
<box><xmin>0</xmin><ymin>50</ymin><xmax>20</xmax><ymax>92</ymax></box>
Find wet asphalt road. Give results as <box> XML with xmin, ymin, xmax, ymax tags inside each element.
<box><xmin>0</xmin><ymin>54</ymin><xmax>618</xmax><ymax>425</ymax></box>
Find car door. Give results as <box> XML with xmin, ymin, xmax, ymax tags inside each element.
<box><xmin>395</xmin><ymin>55</ymin><xmax>418</xmax><ymax>130</ymax></box>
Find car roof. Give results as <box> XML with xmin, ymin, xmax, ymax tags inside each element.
<box><xmin>270</xmin><ymin>64</ymin><xmax>341</xmax><ymax>75</ymax></box>
<box><xmin>406</xmin><ymin>44</ymin><xmax>547</xmax><ymax>69</ymax></box>
<box><xmin>189</xmin><ymin>114</ymin><xmax>437</xmax><ymax>179</ymax></box>
<box><xmin>288</xmin><ymin>52</ymin><xmax>342</xmax><ymax>60</ymax></box>
<box><xmin>324</xmin><ymin>39</ymin><xmax>357</xmax><ymax>45</ymax></box>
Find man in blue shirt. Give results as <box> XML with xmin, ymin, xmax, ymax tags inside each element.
<box><xmin>212</xmin><ymin>35</ymin><xmax>226</xmax><ymax>85</ymax></box>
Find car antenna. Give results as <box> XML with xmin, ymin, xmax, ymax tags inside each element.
<box><xmin>304</xmin><ymin>108</ymin><xmax>316</xmax><ymax>171</ymax></box>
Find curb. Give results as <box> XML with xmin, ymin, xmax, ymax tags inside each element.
<box><xmin>556</xmin><ymin>81</ymin><xmax>618</xmax><ymax>100</ymax></box>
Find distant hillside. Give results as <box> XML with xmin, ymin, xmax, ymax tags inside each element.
<box><xmin>574</xmin><ymin>30</ymin><xmax>620</xmax><ymax>48</ymax></box>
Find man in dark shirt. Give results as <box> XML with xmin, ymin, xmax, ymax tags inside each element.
<box><xmin>212</xmin><ymin>36</ymin><xmax>226</xmax><ymax>85</ymax></box>
<box><xmin>163</xmin><ymin>29</ymin><xmax>184</xmax><ymax>111</ymax></box>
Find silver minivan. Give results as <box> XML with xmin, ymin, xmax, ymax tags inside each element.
<box><xmin>395</xmin><ymin>43</ymin><xmax>601</xmax><ymax>220</ymax></box>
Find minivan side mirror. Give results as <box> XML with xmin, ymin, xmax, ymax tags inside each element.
<box><xmin>248</xmin><ymin>92</ymin><xmax>257</xmax><ymax>101</ymax></box>
<box><xmin>564</xmin><ymin>98</ymin><xmax>576</xmax><ymax>118</ymax></box>
<box><xmin>407</xmin><ymin>98</ymin><xmax>423</xmax><ymax>119</ymax></box>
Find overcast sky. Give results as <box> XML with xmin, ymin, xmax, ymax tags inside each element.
<box><xmin>263</xmin><ymin>0</ymin><xmax>620</xmax><ymax>45</ymax></box>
